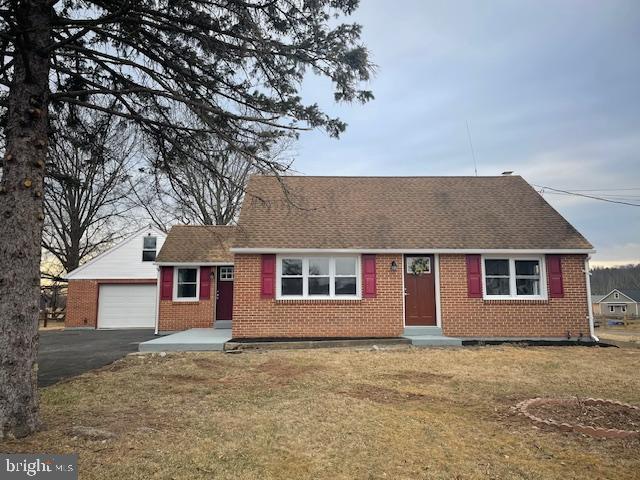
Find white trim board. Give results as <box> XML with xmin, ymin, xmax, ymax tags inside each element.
<box><xmin>231</xmin><ymin>247</ymin><xmax>595</xmax><ymax>254</ymax></box>
<box><xmin>434</xmin><ymin>254</ymin><xmax>442</xmax><ymax>328</ymax></box>
<box><xmin>155</xmin><ymin>262</ymin><xmax>234</xmax><ymax>267</ymax></box>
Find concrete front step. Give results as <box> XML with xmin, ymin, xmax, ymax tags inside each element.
<box><xmin>215</xmin><ymin>320</ymin><xmax>232</xmax><ymax>329</ymax></box>
<box><xmin>402</xmin><ymin>326</ymin><xmax>462</xmax><ymax>346</ymax></box>
<box><xmin>405</xmin><ymin>335</ymin><xmax>462</xmax><ymax>347</ymax></box>
<box><xmin>226</xmin><ymin>337</ymin><xmax>411</xmax><ymax>351</ymax></box>
<box><xmin>403</xmin><ymin>326</ymin><xmax>443</xmax><ymax>336</ymax></box>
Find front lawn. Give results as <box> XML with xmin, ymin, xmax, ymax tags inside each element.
<box><xmin>4</xmin><ymin>345</ymin><xmax>640</xmax><ymax>479</ymax></box>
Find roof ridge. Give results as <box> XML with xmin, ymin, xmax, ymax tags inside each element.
<box><xmin>249</xmin><ymin>175</ymin><xmax>521</xmax><ymax>179</ymax></box>
<box><xmin>172</xmin><ymin>224</ymin><xmax>237</xmax><ymax>228</ymax></box>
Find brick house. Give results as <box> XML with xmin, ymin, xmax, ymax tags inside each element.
<box><xmin>153</xmin><ymin>175</ymin><xmax>598</xmax><ymax>342</ymax></box>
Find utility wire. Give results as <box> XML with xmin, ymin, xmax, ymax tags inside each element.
<box><xmin>565</xmin><ymin>187</ymin><xmax>640</xmax><ymax>192</ymax></box>
<box><xmin>465</xmin><ymin>120</ymin><xmax>478</xmax><ymax>176</ymax></box>
<box><xmin>533</xmin><ymin>184</ymin><xmax>640</xmax><ymax>207</ymax></box>
<box><xmin>544</xmin><ymin>192</ymin><xmax>640</xmax><ymax>200</ymax></box>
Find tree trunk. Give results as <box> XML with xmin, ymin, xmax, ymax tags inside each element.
<box><xmin>0</xmin><ymin>0</ymin><xmax>51</xmax><ymax>439</ymax></box>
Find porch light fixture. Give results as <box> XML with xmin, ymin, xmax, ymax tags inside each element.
<box><xmin>390</xmin><ymin>260</ymin><xmax>398</xmax><ymax>273</ymax></box>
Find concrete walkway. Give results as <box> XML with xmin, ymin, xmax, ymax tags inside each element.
<box><xmin>138</xmin><ymin>325</ymin><xmax>463</xmax><ymax>352</ymax></box>
<box><xmin>139</xmin><ymin>328</ymin><xmax>231</xmax><ymax>352</ymax></box>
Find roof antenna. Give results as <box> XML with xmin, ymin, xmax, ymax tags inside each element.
<box><xmin>466</xmin><ymin>120</ymin><xmax>478</xmax><ymax>176</ymax></box>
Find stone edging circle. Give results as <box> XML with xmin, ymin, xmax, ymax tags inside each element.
<box><xmin>516</xmin><ymin>397</ymin><xmax>640</xmax><ymax>439</ymax></box>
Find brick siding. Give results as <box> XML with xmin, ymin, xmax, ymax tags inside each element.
<box><xmin>232</xmin><ymin>254</ymin><xmax>404</xmax><ymax>338</ymax></box>
<box><xmin>439</xmin><ymin>254</ymin><xmax>591</xmax><ymax>338</ymax></box>
<box><xmin>65</xmin><ymin>278</ymin><xmax>155</xmax><ymax>328</ymax></box>
<box><xmin>71</xmin><ymin>254</ymin><xmax>591</xmax><ymax>339</ymax></box>
<box><xmin>65</xmin><ymin>280</ymin><xmax>99</xmax><ymax>327</ymax></box>
<box><xmin>158</xmin><ymin>271</ymin><xmax>215</xmax><ymax>331</ymax></box>
<box><xmin>231</xmin><ymin>253</ymin><xmax>591</xmax><ymax>339</ymax></box>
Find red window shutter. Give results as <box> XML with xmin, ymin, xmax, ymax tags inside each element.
<box><xmin>466</xmin><ymin>254</ymin><xmax>483</xmax><ymax>298</ymax></box>
<box><xmin>160</xmin><ymin>266</ymin><xmax>173</xmax><ymax>300</ymax></box>
<box><xmin>362</xmin><ymin>254</ymin><xmax>377</xmax><ymax>298</ymax></box>
<box><xmin>199</xmin><ymin>266</ymin><xmax>212</xmax><ymax>300</ymax></box>
<box><xmin>261</xmin><ymin>254</ymin><xmax>276</xmax><ymax>298</ymax></box>
<box><xmin>547</xmin><ymin>255</ymin><xmax>564</xmax><ymax>298</ymax></box>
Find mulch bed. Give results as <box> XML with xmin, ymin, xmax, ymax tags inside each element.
<box><xmin>527</xmin><ymin>399</ymin><xmax>640</xmax><ymax>431</ymax></box>
<box><xmin>516</xmin><ymin>397</ymin><xmax>640</xmax><ymax>438</ymax></box>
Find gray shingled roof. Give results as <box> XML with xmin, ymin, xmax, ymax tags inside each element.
<box><xmin>156</xmin><ymin>225</ymin><xmax>235</xmax><ymax>263</ymax></box>
<box><xmin>619</xmin><ymin>289</ymin><xmax>640</xmax><ymax>302</ymax></box>
<box><xmin>233</xmin><ymin>175</ymin><xmax>593</xmax><ymax>250</ymax></box>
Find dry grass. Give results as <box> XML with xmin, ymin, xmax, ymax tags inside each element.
<box><xmin>3</xmin><ymin>345</ymin><xmax>640</xmax><ymax>479</ymax></box>
<box><xmin>598</xmin><ymin>328</ymin><xmax>640</xmax><ymax>345</ymax></box>
<box><xmin>38</xmin><ymin>321</ymin><xmax>65</xmax><ymax>331</ymax></box>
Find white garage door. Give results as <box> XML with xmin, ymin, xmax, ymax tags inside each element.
<box><xmin>98</xmin><ymin>284</ymin><xmax>156</xmax><ymax>329</ymax></box>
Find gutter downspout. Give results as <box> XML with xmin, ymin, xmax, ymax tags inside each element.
<box><xmin>154</xmin><ymin>266</ymin><xmax>161</xmax><ymax>335</ymax></box>
<box><xmin>584</xmin><ymin>256</ymin><xmax>599</xmax><ymax>342</ymax></box>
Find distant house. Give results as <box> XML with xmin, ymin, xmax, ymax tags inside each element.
<box><xmin>592</xmin><ymin>289</ymin><xmax>640</xmax><ymax>316</ymax></box>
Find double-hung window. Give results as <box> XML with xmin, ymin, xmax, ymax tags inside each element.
<box><xmin>483</xmin><ymin>256</ymin><xmax>545</xmax><ymax>299</ymax></box>
<box><xmin>277</xmin><ymin>256</ymin><xmax>359</xmax><ymax>299</ymax></box>
<box><xmin>174</xmin><ymin>267</ymin><xmax>199</xmax><ymax>300</ymax></box>
<box><xmin>334</xmin><ymin>257</ymin><xmax>358</xmax><ymax>295</ymax></box>
<box><xmin>308</xmin><ymin>258</ymin><xmax>330</xmax><ymax>295</ymax></box>
<box><xmin>281</xmin><ymin>259</ymin><xmax>304</xmax><ymax>295</ymax></box>
<box><xmin>142</xmin><ymin>236</ymin><xmax>157</xmax><ymax>262</ymax></box>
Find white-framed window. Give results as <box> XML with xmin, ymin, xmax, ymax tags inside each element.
<box><xmin>482</xmin><ymin>256</ymin><xmax>546</xmax><ymax>300</ymax></box>
<box><xmin>142</xmin><ymin>236</ymin><xmax>157</xmax><ymax>262</ymax></box>
<box><xmin>622</xmin><ymin>305</ymin><xmax>627</xmax><ymax>313</ymax></box>
<box><xmin>219</xmin><ymin>266</ymin><xmax>234</xmax><ymax>281</ymax></box>
<box><xmin>174</xmin><ymin>267</ymin><xmax>199</xmax><ymax>301</ymax></box>
<box><xmin>276</xmin><ymin>255</ymin><xmax>360</xmax><ymax>299</ymax></box>
<box><xmin>609</xmin><ymin>305</ymin><xmax>615</xmax><ymax>313</ymax></box>
<box><xmin>614</xmin><ymin>292</ymin><xmax>620</xmax><ymax>299</ymax></box>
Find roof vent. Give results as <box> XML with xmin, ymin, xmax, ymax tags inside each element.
<box><xmin>501</xmin><ymin>171</ymin><xmax>513</xmax><ymax>176</ymax></box>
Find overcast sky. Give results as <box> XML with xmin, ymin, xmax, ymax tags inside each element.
<box><xmin>295</xmin><ymin>0</ymin><xmax>639</xmax><ymax>267</ymax></box>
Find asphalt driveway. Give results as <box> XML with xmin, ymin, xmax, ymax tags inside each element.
<box><xmin>38</xmin><ymin>329</ymin><xmax>157</xmax><ymax>387</ymax></box>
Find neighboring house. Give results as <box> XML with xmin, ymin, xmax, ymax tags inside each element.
<box><xmin>591</xmin><ymin>295</ymin><xmax>605</xmax><ymax>315</ymax></box>
<box><xmin>153</xmin><ymin>175</ymin><xmax>597</xmax><ymax>341</ymax></box>
<box><xmin>65</xmin><ymin>226</ymin><xmax>166</xmax><ymax>329</ymax></box>
<box><xmin>592</xmin><ymin>289</ymin><xmax>640</xmax><ymax>316</ymax></box>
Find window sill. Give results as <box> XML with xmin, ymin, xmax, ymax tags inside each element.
<box><xmin>483</xmin><ymin>297</ymin><xmax>549</xmax><ymax>305</ymax></box>
<box><xmin>275</xmin><ymin>298</ymin><xmax>362</xmax><ymax>305</ymax></box>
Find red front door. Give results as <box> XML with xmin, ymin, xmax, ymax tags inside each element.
<box><xmin>215</xmin><ymin>266</ymin><xmax>234</xmax><ymax>321</ymax></box>
<box><xmin>404</xmin><ymin>255</ymin><xmax>436</xmax><ymax>326</ymax></box>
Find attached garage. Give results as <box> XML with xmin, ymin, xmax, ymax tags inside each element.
<box><xmin>97</xmin><ymin>284</ymin><xmax>157</xmax><ymax>329</ymax></box>
<box><xmin>65</xmin><ymin>226</ymin><xmax>166</xmax><ymax>330</ymax></box>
